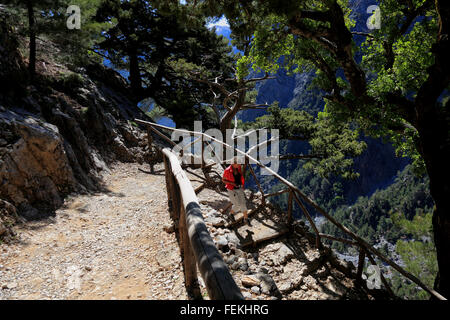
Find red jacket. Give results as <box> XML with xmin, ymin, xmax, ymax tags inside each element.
<box><xmin>223</xmin><ymin>165</ymin><xmax>245</xmax><ymax>190</ymax></box>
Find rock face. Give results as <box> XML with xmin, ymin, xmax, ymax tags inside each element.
<box><xmin>0</xmin><ymin>199</ymin><xmax>17</xmax><ymax>240</ymax></box>
<box><xmin>0</xmin><ymin>13</ymin><xmax>162</xmax><ymax>221</ymax></box>
<box><xmin>0</xmin><ymin>112</ymin><xmax>77</xmax><ymax>219</ymax></box>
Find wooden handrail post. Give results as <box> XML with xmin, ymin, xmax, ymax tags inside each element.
<box><xmin>315</xmin><ymin>235</ymin><xmax>321</xmax><ymax>250</ymax></box>
<box><xmin>201</xmin><ymin>135</ymin><xmax>204</xmax><ymax>169</ymax></box>
<box><xmin>179</xmin><ymin>193</ymin><xmax>202</xmax><ymax>299</ymax></box>
<box><xmin>147</xmin><ymin>126</ymin><xmax>155</xmax><ymax>173</ymax></box>
<box><xmin>287</xmin><ymin>189</ymin><xmax>293</xmax><ymax>226</ymax></box>
<box><xmin>356</xmin><ymin>246</ymin><xmax>366</xmax><ymax>285</ymax></box>
<box><xmin>248</xmin><ymin>162</ymin><xmax>265</xmax><ymax>205</ymax></box>
<box><xmin>171</xmin><ymin>174</ymin><xmax>181</xmax><ymax>221</ymax></box>
<box><xmin>163</xmin><ymin>156</ymin><xmax>173</xmax><ymax>213</ymax></box>
<box><xmin>292</xmin><ymin>192</ymin><xmax>321</xmax><ymax>249</ymax></box>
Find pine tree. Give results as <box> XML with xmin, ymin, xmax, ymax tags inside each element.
<box><xmin>0</xmin><ymin>0</ymin><xmax>62</xmax><ymax>78</ymax></box>
<box><xmin>94</xmin><ymin>0</ymin><xmax>235</xmax><ymax>127</ymax></box>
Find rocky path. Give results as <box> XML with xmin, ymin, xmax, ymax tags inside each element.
<box><xmin>1</xmin><ymin>161</ymin><xmax>374</xmax><ymax>301</ymax></box>
<box><xmin>0</xmin><ymin>163</ymin><xmax>187</xmax><ymax>300</ymax></box>
<box><xmin>186</xmin><ymin>167</ymin><xmax>372</xmax><ymax>300</ymax></box>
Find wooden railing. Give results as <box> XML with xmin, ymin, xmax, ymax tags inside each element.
<box><xmin>161</xmin><ymin>147</ymin><xmax>243</xmax><ymax>300</ymax></box>
<box><xmin>136</xmin><ymin>118</ymin><xmax>447</xmax><ymax>301</ymax></box>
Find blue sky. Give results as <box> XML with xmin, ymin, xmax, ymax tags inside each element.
<box><xmin>207</xmin><ymin>16</ymin><xmax>230</xmax><ymax>29</ymax></box>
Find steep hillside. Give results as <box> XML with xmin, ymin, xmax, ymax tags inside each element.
<box><xmin>0</xmin><ymin>14</ymin><xmax>159</xmax><ymax>234</ymax></box>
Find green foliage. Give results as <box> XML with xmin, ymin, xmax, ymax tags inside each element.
<box><xmin>389</xmin><ymin>211</ymin><xmax>437</xmax><ymax>300</ymax></box>
<box><xmin>200</xmin><ymin>0</ymin><xmax>446</xmax><ymax>180</ymax></box>
<box><xmin>56</xmin><ymin>71</ymin><xmax>84</xmax><ymax>93</ymax></box>
<box><xmin>60</xmin><ymin>71</ymin><xmax>84</xmax><ymax>86</ymax></box>
<box><xmin>244</xmin><ymin>104</ymin><xmax>366</xmax><ymax>178</ymax></box>
<box><xmin>49</xmin><ymin>0</ymin><xmax>110</xmax><ymax>67</ymax></box>
<box><xmin>1</xmin><ymin>0</ymin><xmax>108</xmax><ymax>68</ymax></box>
<box><xmin>360</xmin><ymin>9</ymin><xmax>438</xmax><ymax>174</ymax></box>
<box><xmin>94</xmin><ymin>0</ymin><xmax>235</xmax><ymax>127</ymax></box>
<box><xmin>146</xmin><ymin>105</ymin><xmax>169</xmax><ymax>123</ymax></box>
<box><xmin>321</xmin><ymin>164</ymin><xmax>433</xmax><ymax>247</ymax></box>
<box><xmin>304</xmin><ymin>116</ymin><xmax>366</xmax><ymax>179</ymax></box>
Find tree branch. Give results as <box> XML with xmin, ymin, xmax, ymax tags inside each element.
<box><xmin>242</xmin><ymin>103</ymin><xmax>270</xmax><ymax>109</ymax></box>
<box><xmin>279</xmin><ymin>154</ymin><xmax>324</xmax><ymax>160</ymax></box>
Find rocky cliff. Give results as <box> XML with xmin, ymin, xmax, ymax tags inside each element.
<box><xmin>0</xmin><ymin>13</ymin><xmax>157</xmax><ymax>235</ymax></box>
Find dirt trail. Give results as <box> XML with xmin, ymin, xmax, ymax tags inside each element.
<box><xmin>0</xmin><ymin>163</ymin><xmax>187</xmax><ymax>300</ymax></box>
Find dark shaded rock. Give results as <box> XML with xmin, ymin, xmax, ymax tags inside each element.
<box><xmin>0</xmin><ymin>199</ymin><xmax>17</xmax><ymax>240</ymax></box>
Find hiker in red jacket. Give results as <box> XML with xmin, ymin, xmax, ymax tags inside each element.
<box><xmin>222</xmin><ymin>157</ymin><xmax>249</xmax><ymax>224</ymax></box>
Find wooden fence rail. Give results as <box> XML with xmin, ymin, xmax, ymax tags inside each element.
<box><xmin>162</xmin><ymin>148</ymin><xmax>243</xmax><ymax>300</ymax></box>
<box><xmin>137</xmin><ymin>118</ymin><xmax>446</xmax><ymax>301</ymax></box>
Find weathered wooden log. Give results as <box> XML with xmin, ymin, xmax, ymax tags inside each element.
<box><xmin>184</xmin><ymin>168</ymin><xmax>208</xmax><ymax>182</ymax></box>
<box><xmin>287</xmin><ymin>190</ymin><xmax>293</xmax><ymax>225</ymax></box>
<box><xmin>179</xmin><ymin>195</ymin><xmax>202</xmax><ymax>299</ymax></box>
<box><xmin>291</xmin><ymin>191</ymin><xmax>321</xmax><ymax>248</ymax></box>
<box><xmin>248</xmin><ymin>164</ymin><xmax>265</xmax><ymax>204</ymax></box>
<box><xmin>194</xmin><ymin>183</ymin><xmax>206</xmax><ymax>194</ymax></box>
<box><xmin>162</xmin><ymin>148</ymin><xmax>243</xmax><ymax>300</ymax></box>
<box><xmin>264</xmin><ymin>188</ymin><xmax>290</xmax><ymax>198</ymax></box>
<box><xmin>221</xmin><ymin>202</ymin><xmax>232</xmax><ymax>214</ymax></box>
<box><xmin>319</xmin><ymin>233</ymin><xmax>359</xmax><ymax>246</ymax></box>
<box><xmin>356</xmin><ymin>247</ymin><xmax>366</xmax><ymax>285</ymax></box>
<box><xmin>241</xmin><ymin>228</ymin><xmax>290</xmax><ymax>248</ymax></box>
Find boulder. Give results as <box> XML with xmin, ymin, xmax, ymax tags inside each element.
<box><xmin>251</xmin><ymin>286</ymin><xmax>260</xmax><ymax>294</ymax></box>
<box><xmin>231</xmin><ymin>261</ymin><xmax>240</xmax><ymax>270</ymax></box>
<box><xmin>278</xmin><ymin>281</ymin><xmax>293</xmax><ymax>294</ymax></box>
<box><xmin>265</xmin><ymin>243</ymin><xmax>295</xmax><ymax>266</ymax></box>
<box><xmin>256</xmin><ymin>273</ymin><xmax>277</xmax><ymax>295</ymax></box>
<box><xmin>225</xmin><ymin>232</ymin><xmax>241</xmax><ymax>248</ymax></box>
<box><xmin>0</xmin><ymin>111</ymin><xmax>77</xmax><ymax>217</ymax></box>
<box><xmin>238</xmin><ymin>257</ymin><xmax>249</xmax><ymax>271</ymax></box>
<box><xmin>242</xmin><ymin>291</ymin><xmax>252</xmax><ymax>299</ymax></box>
<box><xmin>241</xmin><ymin>275</ymin><xmax>261</xmax><ymax>288</ymax></box>
<box><xmin>276</xmin><ymin>244</ymin><xmax>295</xmax><ymax>265</ymax></box>
<box><xmin>216</xmin><ymin>236</ymin><xmax>228</xmax><ymax>249</ymax></box>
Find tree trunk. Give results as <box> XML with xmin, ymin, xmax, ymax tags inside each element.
<box><xmin>129</xmin><ymin>51</ymin><xmax>142</xmax><ymax>97</ymax></box>
<box><xmin>219</xmin><ymin>88</ymin><xmax>246</xmax><ymax>161</ymax></box>
<box><xmin>415</xmin><ymin>0</ymin><xmax>450</xmax><ymax>299</ymax></box>
<box><xmin>417</xmin><ymin>108</ymin><xmax>450</xmax><ymax>299</ymax></box>
<box><xmin>26</xmin><ymin>0</ymin><xmax>36</xmax><ymax>79</ymax></box>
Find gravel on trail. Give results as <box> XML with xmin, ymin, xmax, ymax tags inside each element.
<box><xmin>0</xmin><ymin>163</ymin><xmax>187</xmax><ymax>300</ymax></box>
